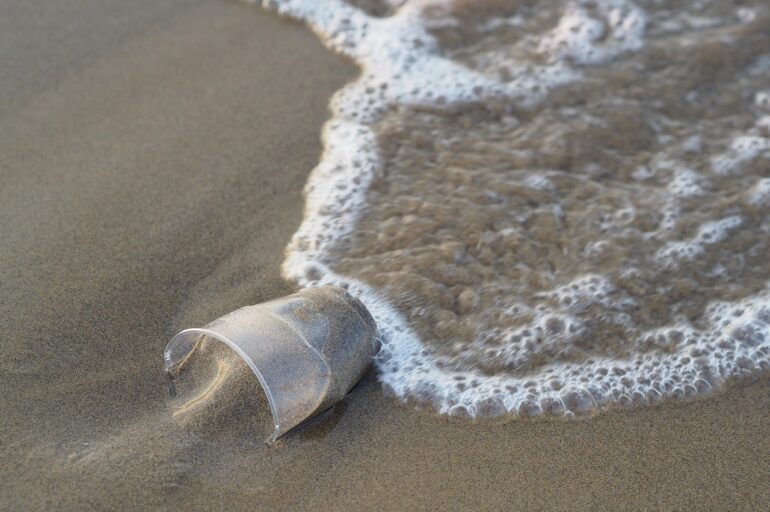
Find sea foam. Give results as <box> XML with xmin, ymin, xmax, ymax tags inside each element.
<box><xmin>254</xmin><ymin>0</ymin><xmax>770</xmax><ymax>417</ymax></box>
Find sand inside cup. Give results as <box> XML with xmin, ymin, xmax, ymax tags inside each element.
<box><xmin>169</xmin><ymin>337</ymin><xmax>275</xmax><ymax>439</ymax></box>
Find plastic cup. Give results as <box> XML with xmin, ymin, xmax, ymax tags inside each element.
<box><xmin>164</xmin><ymin>286</ymin><xmax>377</xmax><ymax>444</ymax></box>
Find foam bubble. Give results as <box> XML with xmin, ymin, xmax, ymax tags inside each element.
<box><xmin>748</xmin><ymin>178</ymin><xmax>770</xmax><ymax>205</ymax></box>
<box><xmin>755</xmin><ymin>91</ymin><xmax>770</xmax><ymax>110</ymax></box>
<box><xmin>655</xmin><ymin>216</ymin><xmax>743</xmax><ymax>268</ymax></box>
<box><xmin>711</xmin><ymin>136</ymin><xmax>770</xmax><ymax>175</ymax></box>
<box><xmin>537</xmin><ymin>0</ymin><xmax>647</xmax><ymax>66</ymax></box>
<box><xmin>667</xmin><ymin>167</ymin><xmax>704</xmax><ymax>198</ymax></box>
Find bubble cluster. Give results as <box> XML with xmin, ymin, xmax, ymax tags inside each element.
<box><xmin>655</xmin><ymin>216</ymin><xmax>744</xmax><ymax>267</ymax></box>
<box><xmin>256</xmin><ymin>0</ymin><xmax>770</xmax><ymax>418</ymax></box>
<box><xmin>711</xmin><ymin>136</ymin><xmax>770</xmax><ymax>175</ymax></box>
<box><xmin>537</xmin><ymin>0</ymin><xmax>647</xmax><ymax>66</ymax></box>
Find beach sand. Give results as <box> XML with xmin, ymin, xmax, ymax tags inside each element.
<box><xmin>1</xmin><ymin>0</ymin><xmax>768</xmax><ymax>510</ymax></box>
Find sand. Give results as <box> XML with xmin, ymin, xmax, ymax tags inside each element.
<box><xmin>0</xmin><ymin>0</ymin><xmax>768</xmax><ymax>510</ymax></box>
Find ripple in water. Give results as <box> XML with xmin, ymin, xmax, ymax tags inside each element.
<box><xmin>255</xmin><ymin>0</ymin><xmax>770</xmax><ymax>417</ymax></box>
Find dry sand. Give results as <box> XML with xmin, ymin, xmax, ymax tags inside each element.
<box><xmin>1</xmin><ymin>0</ymin><xmax>768</xmax><ymax>510</ymax></box>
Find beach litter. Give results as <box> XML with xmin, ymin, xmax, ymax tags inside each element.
<box><xmin>164</xmin><ymin>286</ymin><xmax>377</xmax><ymax>444</ymax></box>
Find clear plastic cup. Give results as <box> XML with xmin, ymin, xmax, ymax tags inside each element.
<box><xmin>164</xmin><ymin>286</ymin><xmax>377</xmax><ymax>444</ymax></box>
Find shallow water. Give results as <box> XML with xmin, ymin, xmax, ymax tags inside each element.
<box><xmin>257</xmin><ymin>0</ymin><xmax>770</xmax><ymax>417</ymax></box>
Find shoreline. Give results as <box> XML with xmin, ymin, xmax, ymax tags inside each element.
<box><xmin>1</xmin><ymin>1</ymin><xmax>768</xmax><ymax>510</ymax></box>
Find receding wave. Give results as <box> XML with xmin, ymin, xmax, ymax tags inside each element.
<box><xmin>254</xmin><ymin>0</ymin><xmax>770</xmax><ymax>417</ymax></box>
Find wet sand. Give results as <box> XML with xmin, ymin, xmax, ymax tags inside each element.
<box><xmin>1</xmin><ymin>1</ymin><xmax>768</xmax><ymax>510</ymax></box>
